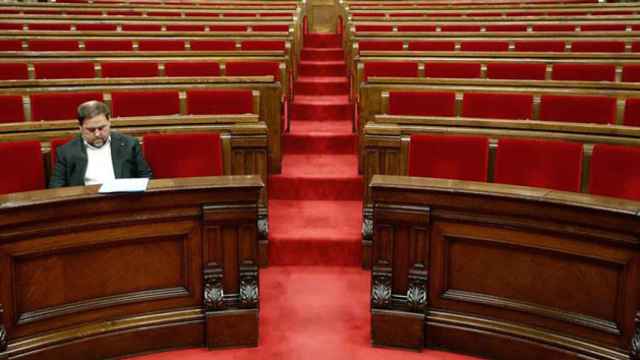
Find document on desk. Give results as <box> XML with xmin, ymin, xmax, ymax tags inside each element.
<box><xmin>98</xmin><ymin>178</ymin><xmax>150</xmax><ymax>193</ymax></box>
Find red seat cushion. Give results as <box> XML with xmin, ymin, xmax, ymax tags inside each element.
<box><xmin>34</xmin><ymin>62</ymin><xmax>95</xmax><ymax>79</ymax></box>
<box><xmin>622</xmin><ymin>65</ymin><xmax>640</xmax><ymax>82</ymax></box>
<box><xmin>514</xmin><ymin>41</ymin><xmax>565</xmax><ymax>52</ymax></box>
<box><xmin>358</xmin><ymin>40</ymin><xmax>403</xmax><ymax>52</ymax></box>
<box><xmin>165</xmin><ymin>61</ymin><xmax>220</xmax><ymax>77</ymax></box>
<box><xmin>539</xmin><ymin>95</ymin><xmax>616</xmax><ymax>124</ymax></box>
<box><xmin>138</xmin><ymin>40</ymin><xmax>185</xmax><ymax>51</ymax></box>
<box><xmin>0</xmin><ymin>63</ymin><xmax>29</xmax><ymax>80</ymax></box>
<box><xmin>397</xmin><ymin>25</ymin><xmax>436</xmax><ymax>32</ymax></box>
<box><xmin>623</xmin><ymin>98</ymin><xmax>640</xmax><ymax>127</ymax></box>
<box><xmin>240</xmin><ymin>40</ymin><xmax>286</xmax><ymax>51</ymax></box>
<box><xmin>0</xmin><ymin>95</ymin><xmax>25</xmax><ymax>123</ymax></box>
<box><xmin>166</xmin><ymin>24</ymin><xmax>205</xmax><ymax>32</ymax></box>
<box><xmin>28</xmin><ymin>40</ymin><xmax>78</xmax><ymax>51</ymax></box>
<box><xmin>0</xmin><ymin>23</ymin><xmax>23</xmax><ymax>30</ymax></box>
<box><xmin>209</xmin><ymin>25</ymin><xmax>246</xmax><ymax>32</ymax></box>
<box><xmin>486</xmin><ymin>63</ymin><xmax>546</xmax><ymax>80</ymax></box>
<box><xmin>495</xmin><ymin>138</ymin><xmax>583</xmax><ymax>192</ymax></box>
<box><xmin>408</xmin><ymin>134</ymin><xmax>489</xmax><ymax>181</ymax></box>
<box><xmin>462</xmin><ymin>92</ymin><xmax>533</xmax><ymax>120</ymax></box>
<box><xmin>363</xmin><ymin>61</ymin><xmax>418</xmax><ymax>80</ymax></box>
<box><xmin>485</xmin><ymin>24</ymin><xmax>527</xmax><ymax>32</ymax></box>
<box><xmin>84</xmin><ymin>40</ymin><xmax>133</xmax><ymax>51</ymax></box>
<box><xmin>532</xmin><ymin>24</ymin><xmax>575</xmax><ymax>32</ymax></box>
<box><xmin>225</xmin><ymin>61</ymin><xmax>280</xmax><ymax>80</ymax></box>
<box><xmin>28</xmin><ymin>23</ymin><xmax>71</xmax><ymax>31</ymax></box>
<box><xmin>355</xmin><ymin>25</ymin><xmax>393</xmax><ymax>32</ymax></box>
<box><xmin>388</xmin><ymin>91</ymin><xmax>456</xmax><ymax>116</ymax></box>
<box><xmin>186</xmin><ymin>89</ymin><xmax>253</xmax><ymax>114</ymax></box>
<box><xmin>253</xmin><ymin>24</ymin><xmax>289</xmax><ymax>32</ymax></box>
<box><xmin>0</xmin><ymin>40</ymin><xmax>23</xmax><ymax>51</ymax></box>
<box><xmin>589</xmin><ymin>144</ymin><xmax>640</xmax><ymax>201</ymax></box>
<box><xmin>31</xmin><ymin>92</ymin><xmax>103</xmax><ymax>121</ymax></box>
<box><xmin>407</xmin><ymin>41</ymin><xmax>455</xmax><ymax>51</ymax></box>
<box><xmin>122</xmin><ymin>24</ymin><xmax>162</xmax><ymax>32</ymax></box>
<box><xmin>143</xmin><ymin>133</ymin><xmax>222</xmax><ymax>178</ymax></box>
<box><xmin>111</xmin><ymin>90</ymin><xmax>180</xmax><ymax>117</ymax></box>
<box><xmin>190</xmin><ymin>40</ymin><xmax>236</xmax><ymax>51</ymax></box>
<box><xmin>571</xmin><ymin>41</ymin><xmax>626</xmax><ymax>53</ymax></box>
<box><xmin>581</xmin><ymin>24</ymin><xmax>627</xmax><ymax>31</ymax></box>
<box><xmin>460</xmin><ymin>41</ymin><xmax>509</xmax><ymax>52</ymax></box>
<box><xmin>441</xmin><ymin>25</ymin><xmax>482</xmax><ymax>32</ymax></box>
<box><xmin>101</xmin><ymin>62</ymin><xmax>158</xmax><ymax>78</ymax></box>
<box><xmin>75</xmin><ymin>24</ymin><xmax>117</xmax><ymax>31</ymax></box>
<box><xmin>425</xmin><ymin>62</ymin><xmax>481</xmax><ymax>78</ymax></box>
<box><xmin>0</xmin><ymin>141</ymin><xmax>45</xmax><ymax>194</ymax></box>
<box><xmin>551</xmin><ymin>63</ymin><xmax>616</xmax><ymax>81</ymax></box>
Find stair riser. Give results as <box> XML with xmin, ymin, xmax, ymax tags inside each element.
<box><xmin>269</xmin><ymin>176</ymin><xmax>363</xmax><ymax>200</ymax></box>
<box><xmin>300</xmin><ymin>50</ymin><xmax>344</xmax><ymax>61</ymax></box>
<box><xmin>299</xmin><ymin>64</ymin><xmax>346</xmax><ymax>77</ymax></box>
<box><xmin>268</xmin><ymin>241</ymin><xmax>360</xmax><ymax>266</ymax></box>
<box><xmin>294</xmin><ymin>81</ymin><xmax>349</xmax><ymax>95</ymax></box>
<box><xmin>291</xmin><ymin>103</ymin><xmax>353</xmax><ymax>121</ymax></box>
<box><xmin>304</xmin><ymin>35</ymin><xmax>342</xmax><ymax>48</ymax></box>
<box><xmin>283</xmin><ymin>134</ymin><xmax>357</xmax><ymax>154</ymax></box>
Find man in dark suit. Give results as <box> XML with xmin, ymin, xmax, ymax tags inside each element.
<box><xmin>49</xmin><ymin>100</ymin><xmax>152</xmax><ymax>188</ymax></box>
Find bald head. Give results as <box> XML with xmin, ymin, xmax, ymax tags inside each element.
<box><xmin>77</xmin><ymin>100</ymin><xmax>111</xmax><ymax>126</ymax></box>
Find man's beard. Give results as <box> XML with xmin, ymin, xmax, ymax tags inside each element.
<box><xmin>91</xmin><ymin>138</ymin><xmax>105</xmax><ymax>148</ymax></box>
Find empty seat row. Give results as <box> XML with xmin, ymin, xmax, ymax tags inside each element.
<box><xmin>362</xmin><ymin>61</ymin><xmax>640</xmax><ymax>82</ymax></box>
<box><xmin>0</xmin><ymin>39</ymin><xmax>287</xmax><ymax>51</ymax></box>
<box><xmin>0</xmin><ymin>60</ymin><xmax>281</xmax><ymax>80</ymax></box>
<box><xmin>408</xmin><ymin>134</ymin><xmax>640</xmax><ymax>201</ymax></box>
<box><xmin>0</xmin><ymin>9</ymin><xmax>294</xmax><ymax>17</ymax></box>
<box><xmin>386</xmin><ymin>91</ymin><xmax>640</xmax><ymax>126</ymax></box>
<box><xmin>0</xmin><ymin>22</ymin><xmax>291</xmax><ymax>32</ymax></box>
<box><xmin>349</xmin><ymin>9</ymin><xmax>637</xmax><ymax>17</ymax></box>
<box><xmin>356</xmin><ymin>39</ymin><xmax>637</xmax><ymax>53</ymax></box>
<box><xmin>0</xmin><ymin>132</ymin><xmax>224</xmax><ymax>195</ymax></box>
<box><xmin>354</xmin><ymin>23</ymin><xmax>639</xmax><ymax>33</ymax></box>
<box><xmin>0</xmin><ymin>89</ymin><xmax>255</xmax><ymax>123</ymax></box>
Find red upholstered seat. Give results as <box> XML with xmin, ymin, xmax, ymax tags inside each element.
<box><xmin>532</xmin><ymin>24</ymin><xmax>575</xmax><ymax>32</ymax></box>
<box><xmin>363</xmin><ymin>61</ymin><xmax>418</xmax><ymax>80</ymax></box>
<box><xmin>148</xmin><ymin>11</ymin><xmax>181</xmax><ymax>16</ymax></box>
<box><xmin>209</xmin><ymin>25</ymin><xmax>246</xmax><ymax>32</ymax></box>
<box><xmin>225</xmin><ymin>61</ymin><xmax>280</xmax><ymax>79</ymax></box>
<box><xmin>143</xmin><ymin>133</ymin><xmax>223</xmax><ymax>178</ymax></box>
<box><xmin>28</xmin><ymin>40</ymin><xmax>79</xmax><ymax>51</ymax></box>
<box><xmin>460</xmin><ymin>41</ymin><xmax>509</xmax><ymax>52</ymax></box>
<box><xmin>185</xmin><ymin>12</ymin><xmax>218</xmax><ymax>17</ymax></box>
<box><xmin>440</xmin><ymin>25</ymin><xmax>481</xmax><ymax>32</ymax></box>
<box><xmin>34</xmin><ymin>62</ymin><xmax>95</xmax><ymax>79</ymax></box>
<box><xmin>28</xmin><ymin>23</ymin><xmax>71</xmax><ymax>31</ymax></box>
<box><xmin>539</xmin><ymin>95</ymin><xmax>616</xmax><ymax>124</ymax></box>
<box><xmin>223</xmin><ymin>12</ymin><xmax>255</xmax><ymax>17</ymax></box>
<box><xmin>589</xmin><ymin>144</ymin><xmax>640</xmax><ymax>201</ymax></box>
<box><xmin>551</xmin><ymin>63</ymin><xmax>616</xmax><ymax>81</ymax></box>
<box><xmin>0</xmin><ymin>63</ymin><xmax>28</xmax><ymax>80</ymax></box>
<box><xmin>0</xmin><ymin>40</ymin><xmax>22</xmax><ymax>51</ymax></box>
<box><xmin>571</xmin><ymin>41</ymin><xmax>625</xmax><ymax>53</ymax></box>
<box><xmin>506</xmin><ymin>11</ymin><xmax>544</xmax><ymax>16</ymax></box>
<box><xmin>633</xmin><ymin>42</ymin><xmax>640</xmax><ymax>53</ymax></box>
<box><xmin>352</xmin><ymin>13</ymin><xmax>385</xmax><ymax>17</ymax></box>
<box><xmin>397</xmin><ymin>25</ymin><xmax>436</xmax><ymax>32</ymax></box>
<box><xmin>0</xmin><ymin>141</ymin><xmax>45</xmax><ymax>195</ymax></box>
<box><xmin>165</xmin><ymin>61</ymin><xmax>220</xmax><ymax>77</ymax></box>
<box><xmin>190</xmin><ymin>40</ymin><xmax>236</xmax><ymax>51</ymax></box>
<box><xmin>101</xmin><ymin>62</ymin><xmax>159</xmax><ymax>78</ymax></box>
<box><xmin>138</xmin><ymin>40</ymin><xmax>185</xmax><ymax>51</ymax></box>
<box><xmin>253</xmin><ymin>24</ymin><xmax>289</xmax><ymax>32</ymax></box>
<box><xmin>462</xmin><ymin>92</ymin><xmax>533</xmax><ymax>120</ymax></box>
<box><xmin>388</xmin><ymin>91</ymin><xmax>456</xmax><ymax>116</ymax></box>
<box><xmin>0</xmin><ymin>23</ymin><xmax>23</xmax><ymax>30</ymax></box>
<box><xmin>494</xmin><ymin>138</ymin><xmax>583</xmax><ymax>192</ymax></box>
<box><xmin>390</xmin><ymin>13</ymin><xmax>423</xmax><ymax>17</ymax></box>
<box><xmin>240</xmin><ymin>40</ymin><xmax>286</xmax><ymax>51</ymax></box>
<box><xmin>111</xmin><ymin>90</ymin><xmax>180</xmax><ymax>117</ymax></box>
<box><xmin>359</xmin><ymin>40</ymin><xmax>403</xmax><ymax>52</ymax></box>
<box><xmin>84</xmin><ymin>40</ymin><xmax>133</xmax><ymax>51</ymax></box>
<box><xmin>186</xmin><ymin>89</ymin><xmax>253</xmax><ymax>114</ymax></box>
<box><xmin>486</xmin><ymin>63</ymin><xmax>546</xmax><ymax>80</ymax></box>
<box><xmin>0</xmin><ymin>95</ymin><xmax>25</xmax><ymax>123</ymax></box>
<box><xmin>485</xmin><ymin>24</ymin><xmax>527</xmax><ymax>32</ymax></box>
<box><xmin>622</xmin><ymin>65</ymin><xmax>640</xmax><ymax>82</ymax></box>
<box><xmin>514</xmin><ymin>41</ymin><xmax>565</xmax><ymax>52</ymax></box>
<box><xmin>624</xmin><ymin>98</ymin><xmax>640</xmax><ymax>126</ymax></box>
<box><xmin>107</xmin><ymin>10</ymin><xmax>141</xmax><ymax>16</ymax></box>
<box><xmin>581</xmin><ymin>24</ymin><xmax>627</xmax><ymax>31</ymax></box>
<box><xmin>31</xmin><ymin>92</ymin><xmax>103</xmax><ymax>121</ymax></box>
<box><xmin>166</xmin><ymin>24</ymin><xmax>205</xmax><ymax>32</ymax></box>
<box><xmin>355</xmin><ymin>25</ymin><xmax>393</xmax><ymax>32</ymax></box>
<box><xmin>75</xmin><ymin>24</ymin><xmax>117</xmax><ymax>31</ymax></box>
<box><xmin>50</xmin><ymin>137</ymin><xmax>73</xmax><ymax>169</ymax></box>
<box><xmin>122</xmin><ymin>24</ymin><xmax>162</xmax><ymax>32</ymax></box>
<box><xmin>425</xmin><ymin>62</ymin><xmax>481</xmax><ymax>78</ymax></box>
<box><xmin>408</xmin><ymin>134</ymin><xmax>489</xmax><ymax>181</ymax></box>
<box><xmin>407</xmin><ymin>40</ymin><xmax>455</xmax><ymax>51</ymax></box>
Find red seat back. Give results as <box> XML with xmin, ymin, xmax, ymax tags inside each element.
<box><xmin>0</xmin><ymin>95</ymin><xmax>25</xmax><ymax>123</ymax></box>
<box><xmin>225</xmin><ymin>61</ymin><xmax>280</xmax><ymax>80</ymax></box>
<box><xmin>122</xmin><ymin>24</ymin><xmax>162</xmax><ymax>32</ymax></box>
<box><xmin>240</xmin><ymin>40</ymin><xmax>286</xmax><ymax>51</ymax></box>
<box><xmin>165</xmin><ymin>61</ymin><xmax>220</xmax><ymax>77</ymax></box>
<box><xmin>76</xmin><ymin>24</ymin><xmax>117</xmax><ymax>31</ymax></box>
<box><xmin>31</xmin><ymin>92</ymin><xmax>103</xmax><ymax>121</ymax></box>
<box><xmin>358</xmin><ymin>40</ymin><xmax>403</xmax><ymax>52</ymax></box>
<box><xmin>0</xmin><ymin>141</ymin><xmax>45</xmax><ymax>194</ymax></box>
<box><xmin>34</xmin><ymin>62</ymin><xmax>95</xmax><ymax>79</ymax></box>
<box><xmin>186</xmin><ymin>89</ymin><xmax>253</xmax><ymax>115</ymax></box>
<box><xmin>355</xmin><ymin>25</ymin><xmax>394</xmax><ymax>32</ymax></box>
<box><xmin>111</xmin><ymin>90</ymin><xmax>180</xmax><ymax>117</ymax></box>
<box><xmin>138</xmin><ymin>39</ymin><xmax>185</xmax><ymax>51</ymax></box>
<box><xmin>441</xmin><ymin>25</ymin><xmax>482</xmax><ymax>32</ymax></box>
<box><xmin>28</xmin><ymin>39</ymin><xmax>79</xmax><ymax>51</ymax></box>
<box><xmin>407</xmin><ymin>40</ymin><xmax>455</xmax><ymax>51</ymax></box>
<box><xmin>408</xmin><ymin>134</ymin><xmax>489</xmax><ymax>181</ymax></box>
<box><xmin>623</xmin><ymin>98</ymin><xmax>640</xmax><ymax>127</ymax></box>
<box><xmin>397</xmin><ymin>25</ymin><xmax>436</xmax><ymax>32</ymax></box>
<box><xmin>209</xmin><ymin>25</ymin><xmax>246</xmax><ymax>32</ymax></box>
<box><xmin>539</xmin><ymin>95</ymin><xmax>616</xmax><ymax>124</ymax></box>
<box><xmin>514</xmin><ymin>41</ymin><xmax>565</xmax><ymax>52</ymax></box>
<box><xmin>495</xmin><ymin>138</ymin><xmax>583</xmax><ymax>192</ymax></box>
<box><xmin>571</xmin><ymin>41</ymin><xmax>626</xmax><ymax>53</ymax></box>
<box><xmin>253</xmin><ymin>24</ymin><xmax>289</xmax><ymax>32</ymax></box>
<box><xmin>462</xmin><ymin>92</ymin><xmax>533</xmax><ymax>120</ymax></box>
<box><xmin>622</xmin><ymin>65</ymin><xmax>640</xmax><ymax>82</ymax></box>
<box><xmin>425</xmin><ymin>62</ymin><xmax>481</xmax><ymax>78</ymax></box>
<box><xmin>485</xmin><ymin>24</ymin><xmax>527</xmax><ymax>32</ymax></box>
<box><xmin>84</xmin><ymin>40</ymin><xmax>133</xmax><ymax>51</ymax></box>
<box><xmin>532</xmin><ymin>24</ymin><xmax>575</xmax><ymax>32</ymax></box>
<box><xmin>190</xmin><ymin>40</ymin><xmax>236</xmax><ymax>51</ymax></box>
<box><xmin>486</xmin><ymin>63</ymin><xmax>546</xmax><ymax>80</ymax></box>
<box><xmin>0</xmin><ymin>40</ymin><xmax>23</xmax><ymax>51</ymax></box>
<box><xmin>28</xmin><ymin>23</ymin><xmax>71</xmax><ymax>31</ymax></box>
<box><xmin>363</xmin><ymin>61</ymin><xmax>418</xmax><ymax>80</ymax></box>
<box><xmin>101</xmin><ymin>62</ymin><xmax>159</xmax><ymax>78</ymax></box>
<box><xmin>0</xmin><ymin>63</ymin><xmax>29</xmax><ymax>80</ymax></box>
<box><xmin>589</xmin><ymin>144</ymin><xmax>640</xmax><ymax>201</ymax></box>
<box><xmin>552</xmin><ymin>63</ymin><xmax>616</xmax><ymax>81</ymax></box>
<box><xmin>460</xmin><ymin>41</ymin><xmax>509</xmax><ymax>52</ymax></box>
<box><xmin>50</xmin><ymin>137</ymin><xmax>73</xmax><ymax>169</ymax></box>
<box><xmin>166</xmin><ymin>24</ymin><xmax>205</xmax><ymax>32</ymax></box>
<box><xmin>143</xmin><ymin>133</ymin><xmax>223</xmax><ymax>178</ymax></box>
<box><xmin>388</xmin><ymin>91</ymin><xmax>456</xmax><ymax>116</ymax></box>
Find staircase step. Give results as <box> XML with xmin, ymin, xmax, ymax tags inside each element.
<box><xmin>269</xmin><ymin>175</ymin><xmax>363</xmax><ymax>201</ymax></box>
<box><xmin>299</xmin><ymin>61</ymin><xmax>346</xmax><ymax>77</ymax></box>
<box><xmin>291</xmin><ymin>95</ymin><xmax>353</xmax><ymax>121</ymax></box>
<box><xmin>295</xmin><ymin>76</ymin><xmax>349</xmax><ymax>95</ymax></box>
<box><xmin>301</xmin><ymin>48</ymin><xmax>344</xmax><ymax>61</ymax></box>
<box><xmin>283</xmin><ymin>133</ymin><xmax>356</xmax><ymax>154</ymax></box>
<box><xmin>290</xmin><ymin>120</ymin><xmax>353</xmax><ymax>135</ymax></box>
<box><xmin>281</xmin><ymin>154</ymin><xmax>358</xmax><ymax>176</ymax></box>
<box><xmin>304</xmin><ymin>33</ymin><xmax>342</xmax><ymax>48</ymax></box>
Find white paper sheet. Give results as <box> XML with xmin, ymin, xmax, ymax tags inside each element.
<box><xmin>98</xmin><ymin>178</ymin><xmax>150</xmax><ymax>193</ymax></box>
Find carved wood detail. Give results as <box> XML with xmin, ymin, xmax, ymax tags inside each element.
<box><xmin>0</xmin><ymin>305</ymin><xmax>6</xmax><ymax>353</ymax></box>
<box><xmin>239</xmin><ymin>266</ymin><xmax>259</xmax><ymax>308</ymax></box>
<box><xmin>372</xmin><ymin>267</ymin><xmax>392</xmax><ymax>309</ymax></box>
<box><xmin>203</xmin><ymin>266</ymin><xmax>225</xmax><ymax>311</ymax></box>
<box><xmin>632</xmin><ymin>313</ymin><xmax>640</xmax><ymax>360</ymax></box>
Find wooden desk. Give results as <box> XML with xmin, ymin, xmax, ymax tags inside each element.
<box><xmin>369</xmin><ymin>174</ymin><xmax>640</xmax><ymax>359</ymax></box>
<box><xmin>0</xmin><ymin>176</ymin><xmax>263</xmax><ymax>359</ymax></box>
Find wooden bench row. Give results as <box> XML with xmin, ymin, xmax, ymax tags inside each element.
<box><xmin>0</xmin><ymin>22</ymin><xmax>293</xmax><ymax>33</ymax></box>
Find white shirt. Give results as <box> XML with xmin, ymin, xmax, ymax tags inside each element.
<box><xmin>84</xmin><ymin>137</ymin><xmax>116</xmax><ymax>185</ymax></box>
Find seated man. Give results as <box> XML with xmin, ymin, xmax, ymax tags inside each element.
<box><xmin>49</xmin><ymin>100</ymin><xmax>152</xmax><ymax>188</ymax></box>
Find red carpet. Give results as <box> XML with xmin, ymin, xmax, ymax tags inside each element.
<box><xmin>132</xmin><ymin>33</ymin><xmax>478</xmax><ymax>360</ymax></box>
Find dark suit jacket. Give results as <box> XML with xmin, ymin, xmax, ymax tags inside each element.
<box><xmin>49</xmin><ymin>132</ymin><xmax>152</xmax><ymax>188</ymax></box>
